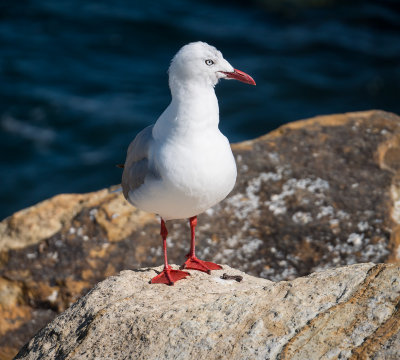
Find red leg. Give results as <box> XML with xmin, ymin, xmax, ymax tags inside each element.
<box><xmin>150</xmin><ymin>219</ymin><xmax>190</xmax><ymax>285</ymax></box>
<box><xmin>181</xmin><ymin>216</ymin><xmax>222</xmax><ymax>274</ymax></box>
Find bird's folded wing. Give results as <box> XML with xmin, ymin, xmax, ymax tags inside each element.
<box><xmin>122</xmin><ymin>125</ymin><xmax>155</xmax><ymax>199</ymax></box>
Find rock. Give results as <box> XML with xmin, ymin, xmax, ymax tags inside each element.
<box><xmin>1</xmin><ymin>110</ymin><xmax>400</xmax><ymax>357</ymax></box>
<box><xmin>14</xmin><ymin>263</ymin><xmax>400</xmax><ymax>360</ymax></box>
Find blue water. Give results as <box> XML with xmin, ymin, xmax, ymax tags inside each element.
<box><xmin>1</xmin><ymin>0</ymin><xmax>399</xmax><ymax>220</ymax></box>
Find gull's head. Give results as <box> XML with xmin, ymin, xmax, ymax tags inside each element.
<box><xmin>168</xmin><ymin>41</ymin><xmax>256</xmax><ymax>90</ymax></box>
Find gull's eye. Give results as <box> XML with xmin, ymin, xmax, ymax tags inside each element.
<box><xmin>205</xmin><ymin>59</ymin><xmax>214</xmax><ymax>66</ymax></box>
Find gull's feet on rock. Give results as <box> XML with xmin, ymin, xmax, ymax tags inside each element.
<box><xmin>181</xmin><ymin>256</ymin><xmax>222</xmax><ymax>274</ymax></box>
<box><xmin>150</xmin><ymin>266</ymin><xmax>190</xmax><ymax>286</ymax></box>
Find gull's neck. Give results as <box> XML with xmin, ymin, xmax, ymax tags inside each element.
<box><xmin>153</xmin><ymin>80</ymin><xmax>219</xmax><ymax>140</ymax></box>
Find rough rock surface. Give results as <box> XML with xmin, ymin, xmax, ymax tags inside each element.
<box><xmin>14</xmin><ymin>263</ymin><xmax>400</xmax><ymax>360</ymax></box>
<box><xmin>1</xmin><ymin>110</ymin><xmax>400</xmax><ymax>358</ymax></box>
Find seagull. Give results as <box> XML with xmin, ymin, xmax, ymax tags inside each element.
<box><xmin>122</xmin><ymin>41</ymin><xmax>255</xmax><ymax>285</ymax></box>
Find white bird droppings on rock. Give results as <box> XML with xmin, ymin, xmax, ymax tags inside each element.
<box><xmin>292</xmin><ymin>211</ymin><xmax>313</xmax><ymax>224</ymax></box>
<box><xmin>347</xmin><ymin>233</ymin><xmax>364</xmax><ymax>247</ymax></box>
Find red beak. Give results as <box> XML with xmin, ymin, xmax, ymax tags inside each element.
<box><xmin>221</xmin><ymin>68</ymin><xmax>256</xmax><ymax>86</ymax></box>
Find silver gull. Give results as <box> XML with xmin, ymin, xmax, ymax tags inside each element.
<box><xmin>122</xmin><ymin>41</ymin><xmax>256</xmax><ymax>285</ymax></box>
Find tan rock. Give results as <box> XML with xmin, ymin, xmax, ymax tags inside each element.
<box><xmin>1</xmin><ymin>110</ymin><xmax>400</xmax><ymax>358</ymax></box>
<box><xmin>0</xmin><ymin>191</ymin><xmax>104</xmax><ymax>252</ymax></box>
<box><xmin>0</xmin><ymin>277</ymin><xmax>22</xmax><ymax>308</ymax></box>
<box><xmin>0</xmin><ymin>188</ymin><xmax>156</xmax><ymax>252</ymax></box>
<box><xmin>15</xmin><ymin>263</ymin><xmax>400</xmax><ymax>360</ymax></box>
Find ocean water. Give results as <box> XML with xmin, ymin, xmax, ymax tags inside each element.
<box><xmin>1</xmin><ymin>0</ymin><xmax>399</xmax><ymax>220</ymax></box>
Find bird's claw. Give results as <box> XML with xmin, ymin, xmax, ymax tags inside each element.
<box><xmin>181</xmin><ymin>256</ymin><xmax>222</xmax><ymax>273</ymax></box>
<box><xmin>150</xmin><ymin>267</ymin><xmax>190</xmax><ymax>286</ymax></box>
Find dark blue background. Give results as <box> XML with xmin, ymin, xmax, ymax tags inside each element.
<box><xmin>1</xmin><ymin>0</ymin><xmax>399</xmax><ymax>220</ymax></box>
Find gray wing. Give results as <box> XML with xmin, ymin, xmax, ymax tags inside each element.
<box><xmin>122</xmin><ymin>125</ymin><xmax>155</xmax><ymax>200</ymax></box>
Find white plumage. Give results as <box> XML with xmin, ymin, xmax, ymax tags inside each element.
<box><xmin>121</xmin><ymin>41</ymin><xmax>255</xmax><ymax>285</ymax></box>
